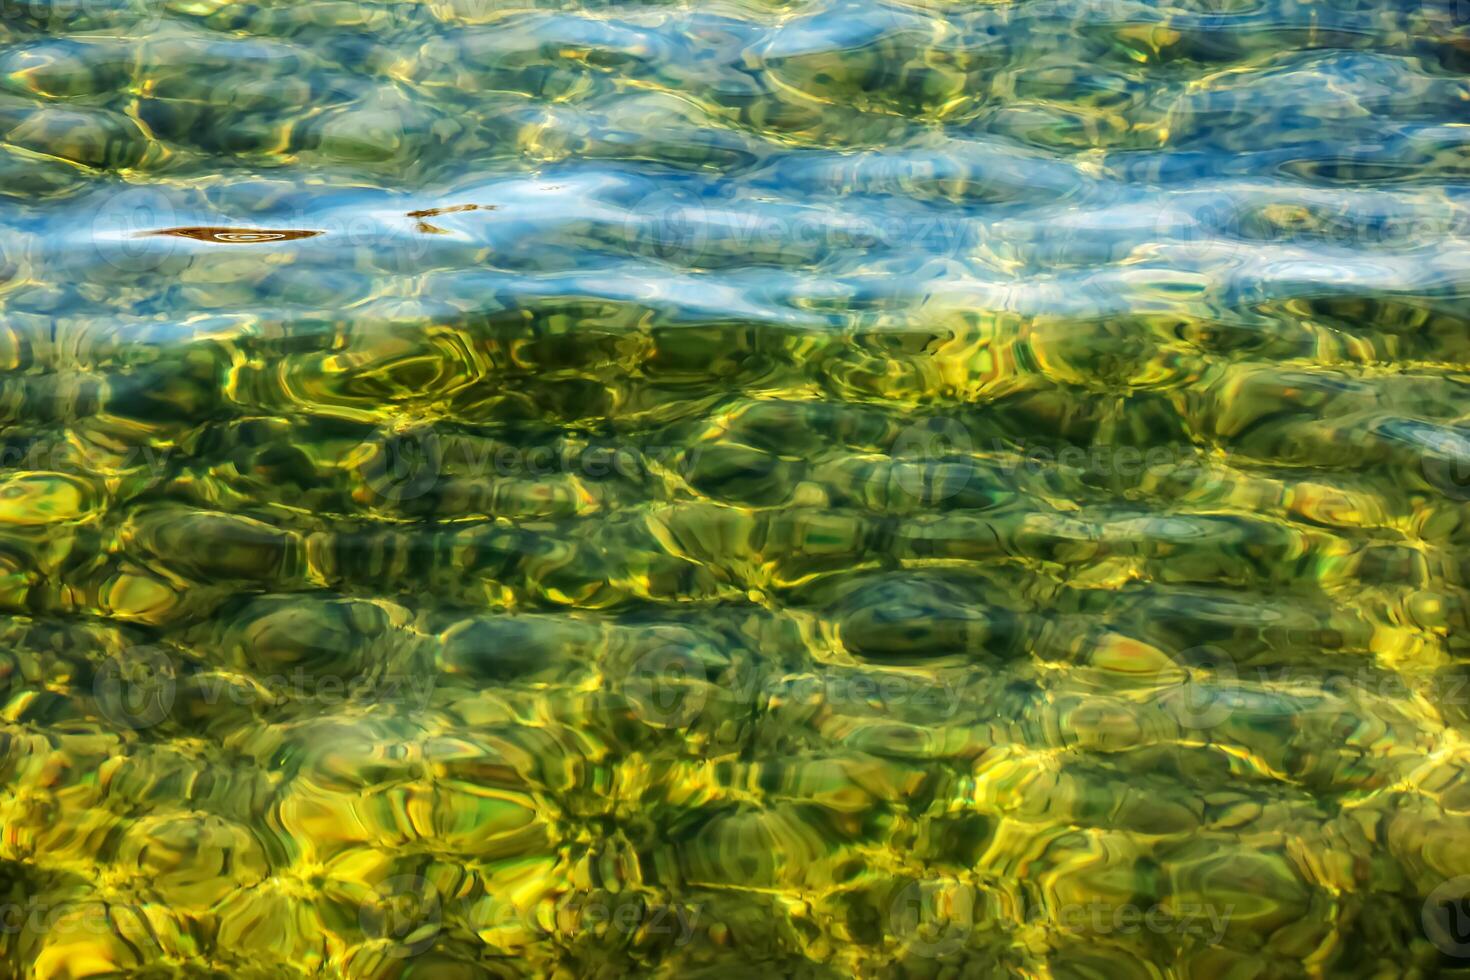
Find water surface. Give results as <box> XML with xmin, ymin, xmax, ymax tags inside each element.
<box><xmin>3</xmin><ymin>1</ymin><xmax>1470</xmax><ymax>977</ymax></box>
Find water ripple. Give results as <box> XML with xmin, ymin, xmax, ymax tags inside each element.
<box><xmin>2</xmin><ymin>1</ymin><xmax>1470</xmax><ymax>977</ymax></box>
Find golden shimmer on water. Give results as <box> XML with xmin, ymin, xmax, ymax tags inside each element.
<box><xmin>2</xmin><ymin>0</ymin><xmax>1470</xmax><ymax>977</ymax></box>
